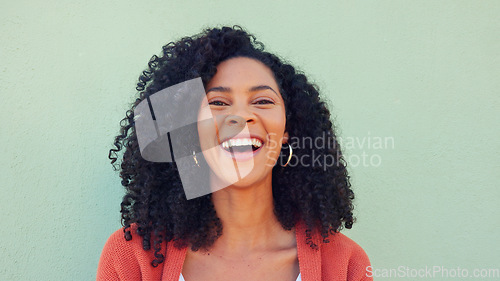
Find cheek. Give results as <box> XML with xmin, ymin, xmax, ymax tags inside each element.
<box><xmin>266</xmin><ymin>110</ymin><xmax>287</xmax><ymax>134</ymax></box>
<box><xmin>262</xmin><ymin>113</ymin><xmax>287</xmax><ymax>150</ymax></box>
<box><xmin>197</xmin><ymin>108</ymin><xmax>216</xmax><ymax>148</ymax></box>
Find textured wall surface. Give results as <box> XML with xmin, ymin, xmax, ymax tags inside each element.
<box><xmin>1</xmin><ymin>1</ymin><xmax>499</xmax><ymax>280</ymax></box>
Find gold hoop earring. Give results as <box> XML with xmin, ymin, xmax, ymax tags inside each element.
<box><xmin>281</xmin><ymin>143</ymin><xmax>293</xmax><ymax>167</ymax></box>
<box><xmin>192</xmin><ymin>151</ymin><xmax>200</xmax><ymax>167</ymax></box>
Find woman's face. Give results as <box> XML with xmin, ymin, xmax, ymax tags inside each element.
<box><xmin>197</xmin><ymin>57</ymin><xmax>288</xmax><ymax>190</ymax></box>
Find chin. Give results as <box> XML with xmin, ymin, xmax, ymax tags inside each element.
<box><xmin>210</xmin><ymin>167</ymin><xmax>272</xmax><ymax>191</ymax></box>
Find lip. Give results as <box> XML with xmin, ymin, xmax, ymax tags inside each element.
<box><xmin>219</xmin><ymin>143</ymin><xmax>264</xmax><ymax>161</ymax></box>
<box><xmin>218</xmin><ymin>135</ymin><xmax>265</xmax><ymax>161</ymax></box>
<box><xmin>219</xmin><ymin>135</ymin><xmax>265</xmax><ymax>145</ymax></box>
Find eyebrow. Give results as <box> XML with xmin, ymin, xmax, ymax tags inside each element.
<box><xmin>206</xmin><ymin>85</ymin><xmax>279</xmax><ymax>97</ymax></box>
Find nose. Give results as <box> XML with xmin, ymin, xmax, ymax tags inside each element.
<box><xmin>225</xmin><ymin>114</ymin><xmax>254</xmax><ymax>126</ymax></box>
<box><xmin>224</xmin><ymin>104</ymin><xmax>255</xmax><ymax>126</ymax></box>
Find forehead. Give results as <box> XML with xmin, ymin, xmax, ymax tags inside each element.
<box><xmin>207</xmin><ymin>57</ymin><xmax>279</xmax><ymax>89</ymax></box>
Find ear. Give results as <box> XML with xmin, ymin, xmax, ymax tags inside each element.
<box><xmin>282</xmin><ymin>131</ymin><xmax>289</xmax><ymax>144</ymax></box>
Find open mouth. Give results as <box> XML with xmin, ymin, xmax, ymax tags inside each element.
<box><xmin>220</xmin><ymin>138</ymin><xmax>263</xmax><ymax>153</ymax></box>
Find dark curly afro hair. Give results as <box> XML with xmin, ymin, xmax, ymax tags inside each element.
<box><xmin>109</xmin><ymin>25</ymin><xmax>355</xmax><ymax>267</ymax></box>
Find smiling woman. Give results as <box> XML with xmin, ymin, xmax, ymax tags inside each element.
<box><xmin>198</xmin><ymin>57</ymin><xmax>288</xmax><ymax>191</ymax></box>
<box><xmin>97</xmin><ymin>26</ymin><xmax>372</xmax><ymax>281</ymax></box>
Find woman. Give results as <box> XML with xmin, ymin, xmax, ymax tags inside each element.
<box><xmin>98</xmin><ymin>26</ymin><xmax>372</xmax><ymax>281</ymax></box>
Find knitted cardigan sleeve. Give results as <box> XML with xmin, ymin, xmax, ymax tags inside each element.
<box><xmin>320</xmin><ymin>232</ymin><xmax>373</xmax><ymax>281</ymax></box>
<box><xmin>96</xmin><ymin>228</ymin><xmax>165</xmax><ymax>281</ymax></box>
<box><xmin>345</xmin><ymin>239</ymin><xmax>372</xmax><ymax>281</ymax></box>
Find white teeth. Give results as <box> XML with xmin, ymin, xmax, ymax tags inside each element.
<box><xmin>221</xmin><ymin>138</ymin><xmax>263</xmax><ymax>149</ymax></box>
<box><xmin>252</xmin><ymin>139</ymin><xmax>262</xmax><ymax>147</ymax></box>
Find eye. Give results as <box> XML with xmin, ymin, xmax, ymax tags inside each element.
<box><xmin>209</xmin><ymin>100</ymin><xmax>229</xmax><ymax>106</ymax></box>
<box><xmin>253</xmin><ymin>99</ymin><xmax>275</xmax><ymax>105</ymax></box>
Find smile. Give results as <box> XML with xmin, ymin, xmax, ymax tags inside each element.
<box><xmin>219</xmin><ymin>137</ymin><xmax>264</xmax><ymax>161</ymax></box>
<box><xmin>221</xmin><ymin>138</ymin><xmax>263</xmax><ymax>152</ymax></box>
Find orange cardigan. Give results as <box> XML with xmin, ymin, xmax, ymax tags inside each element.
<box><xmin>97</xmin><ymin>221</ymin><xmax>372</xmax><ymax>281</ymax></box>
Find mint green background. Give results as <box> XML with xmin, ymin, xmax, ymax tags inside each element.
<box><xmin>1</xmin><ymin>1</ymin><xmax>499</xmax><ymax>280</ymax></box>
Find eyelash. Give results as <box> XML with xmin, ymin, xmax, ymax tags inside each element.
<box><xmin>208</xmin><ymin>100</ymin><xmax>229</xmax><ymax>106</ymax></box>
<box><xmin>253</xmin><ymin>99</ymin><xmax>275</xmax><ymax>105</ymax></box>
<box><xmin>208</xmin><ymin>99</ymin><xmax>275</xmax><ymax>106</ymax></box>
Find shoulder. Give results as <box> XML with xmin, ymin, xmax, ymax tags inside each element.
<box><xmin>98</xmin><ymin>225</ymin><xmax>153</xmax><ymax>263</ymax></box>
<box><xmin>320</xmin><ymin>232</ymin><xmax>372</xmax><ymax>280</ymax></box>
<box><xmin>321</xmin><ymin>232</ymin><xmax>370</xmax><ymax>262</ymax></box>
<box><xmin>295</xmin><ymin>221</ymin><xmax>372</xmax><ymax>280</ymax></box>
<box><xmin>96</xmin><ymin>225</ymin><xmax>165</xmax><ymax>281</ymax></box>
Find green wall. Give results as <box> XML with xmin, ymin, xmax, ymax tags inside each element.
<box><xmin>1</xmin><ymin>1</ymin><xmax>498</xmax><ymax>280</ymax></box>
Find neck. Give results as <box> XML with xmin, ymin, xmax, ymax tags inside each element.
<box><xmin>210</xmin><ymin>174</ymin><xmax>288</xmax><ymax>254</ymax></box>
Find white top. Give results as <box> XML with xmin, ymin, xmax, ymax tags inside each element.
<box><xmin>179</xmin><ymin>273</ymin><xmax>301</xmax><ymax>281</ymax></box>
